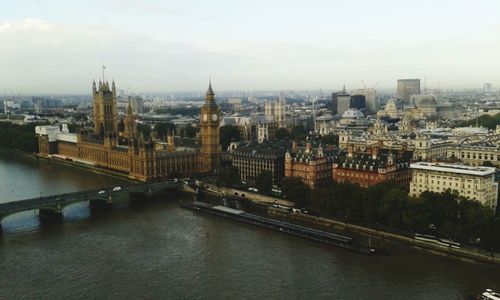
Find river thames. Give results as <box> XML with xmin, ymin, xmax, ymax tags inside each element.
<box><xmin>0</xmin><ymin>150</ymin><xmax>499</xmax><ymax>299</ymax></box>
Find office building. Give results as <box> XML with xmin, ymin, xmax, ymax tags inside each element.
<box><xmin>397</xmin><ymin>79</ymin><xmax>420</xmax><ymax>104</ymax></box>
<box><xmin>409</xmin><ymin>162</ymin><xmax>498</xmax><ymax>210</ymax></box>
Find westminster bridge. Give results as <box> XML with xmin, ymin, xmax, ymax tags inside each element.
<box><xmin>0</xmin><ymin>180</ymin><xmax>181</xmax><ymax>232</ymax></box>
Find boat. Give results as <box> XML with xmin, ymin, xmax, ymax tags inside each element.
<box><xmin>181</xmin><ymin>201</ymin><xmax>377</xmax><ymax>255</ymax></box>
<box><xmin>479</xmin><ymin>289</ymin><xmax>500</xmax><ymax>300</ymax></box>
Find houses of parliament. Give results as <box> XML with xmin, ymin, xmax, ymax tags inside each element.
<box><xmin>36</xmin><ymin>80</ymin><xmax>221</xmax><ymax>181</ymax></box>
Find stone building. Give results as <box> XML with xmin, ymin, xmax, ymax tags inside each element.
<box><xmin>36</xmin><ymin>80</ymin><xmax>221</xmax><ymax>181</ymax></box>
<box><xmin>231</xmin><ymin>143</ymin><xmax>286</xmax><ymax>186</ymax></box>
<box><xmin>409</xmin><ymin>162</ymin><xmax>498</xmax><ymax>210</ymax></box>
<box><xmin>446</xmin><ymin>144</ymin><xmax>500</xmax><ymax>167</ymax></box>
<box><xmin>285</xmin><ymin>141</ymin><xmax>335</xmax><ymax>188</ymax></box>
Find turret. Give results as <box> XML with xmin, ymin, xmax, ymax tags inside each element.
<box><xmin>92</xmin><ymin>80</ymin><xmax>97</xmax><ymax>94</ymax></box>
<box><xmin>167</xmin><ymin>129</ymin><xmax>175</xmax><ymax>152</ymax></box>
<box><xmin>206</xmin><ymin>79</ymin><xmax>215</xmax><ymax>101</ymax></box>
<box><xmin>318</xmin><ymin>143</ymin><xmax>324</xmax><ymax>158</ymax></box>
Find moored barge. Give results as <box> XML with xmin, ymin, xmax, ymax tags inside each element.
<box><xmin>181</xmin><ymin>201</ymin><xmax>377</xmax><ymax>255</ymax></box>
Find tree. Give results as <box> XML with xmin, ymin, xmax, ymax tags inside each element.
<box><xmin>136</xmin><ymin>123</ymin><xmax>152</xmax><ymax>139</ymax></box>
<box><xmin>217</xmin><ymin>166</ymin><xmax>240</xmax><ymax>186</ymax></box>
<box><xmin>320</xmin><ymin>134</ymin><xmax>339</xmax><ymax>146</ymax></box>
<box><xmin>155</xmin><ymin>122</ymin><xmax>176</xmax><ymax>139</ymax></box>
<box><xmin>220</xmin><ymin>125</ymin><xmax>241</xmax><ymax>150</ymax></box>
<box><xmin>184</xmin><ymin>125</ymin><xmax>197</xmax><ymax>138</ymax></box>
<box><xmin>281</xmin><ymin>177</ymin><xmax>311</xmax><ymax>207</ymax></box>
<box><xmin>290</xmin><ymin>125</ymin><xmax>307</xmax><ymax>140</ymax></box>
<box><xmin>274</xmin><ymin>128</ymin><xmax>289</xmax><ymax>140</ymax></box>
<box><xmin>255</xmin><ymin>171</ymin><xmax>273</xmax><ymax>194</ymax></box>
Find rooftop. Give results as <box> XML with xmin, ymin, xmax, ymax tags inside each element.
<box><xmin>410</xmin><ymin>162</ymin><xmax>496</xmax><ymax>176</ymax></box>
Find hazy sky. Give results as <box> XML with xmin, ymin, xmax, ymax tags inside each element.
<box><xmin>1</xmin><ymin>0</ymin><xmax>499</xmax><ymax>94</ymax></box>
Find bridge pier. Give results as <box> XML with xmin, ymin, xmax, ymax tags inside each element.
<box><xmin>89</xmin><ymin>198</ymin><xmax>112</xmax><ymax>210</ymax></box>
<box><xmin>38</xmin><ymin>208</ymin><xmax>63</xmax><ymax>222</ymax></box>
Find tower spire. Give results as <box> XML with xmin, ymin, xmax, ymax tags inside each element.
<box><xmin>206</xmin><ymin>77</ymin><xmax>214</xmax><ymax>101</ymax></box>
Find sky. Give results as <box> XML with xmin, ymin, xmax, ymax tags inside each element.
<box><xmin>0</xmin><ymin>0</ymin><xmax>500</xmax><ymax>94</ymax></box>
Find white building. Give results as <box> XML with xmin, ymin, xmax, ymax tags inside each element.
<box><xmin>409</xmin><ymin>162</ymin><xmax>498</xmax><ymax>210</ymax></box>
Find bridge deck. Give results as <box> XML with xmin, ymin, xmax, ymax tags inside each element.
<box><xmin>0</xmin><ymin>181</ymin><xmax>179</xmax><ymax>219</ymax></box>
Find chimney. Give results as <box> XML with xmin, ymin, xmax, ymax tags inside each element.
<box><xmin>372</xmin><ymin>146</ymin><xmax>379</xmax><ymax>160</ymax></box>
<box><xmin>306</xmin><ymin>142</ymin><xmax>312</xmax><ymax>153</ymax></box>
<box><xmin>347</xmin><ymin>143</ymin><xmax>354</xmax><ymax>158</ymax></box>
<box><xmin>167</xmin><ymin>129</ymin><xmax>175</xmax><ymax>152</ymax></box>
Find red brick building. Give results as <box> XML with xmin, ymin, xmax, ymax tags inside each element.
<box><xmin>285</xmin><ymin>141</ymin><xmax>335</xmax><ymax>188</ymax></box>
<box><xmin>332</xmin><ymin>143</ymin><xmax>412</xmax><ymax>188</ymax></box>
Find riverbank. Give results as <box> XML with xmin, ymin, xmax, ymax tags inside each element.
<box><xmin>194</xmin><ymin>182</ymin><xmax>500</xmax><ymax>267</ymax></box>
<box><xmin>11</xmin><ymin>149</ymin><xmax>137</xmax><ymax>182</ymax></box>
<box><xmin>268</xmin><ymin>207</ymin><xmax>500</xmax><ymax>266</ymax></box>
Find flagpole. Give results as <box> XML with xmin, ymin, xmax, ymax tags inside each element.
<box><xmin>102</xmin><ymin>65</ymin><xmax>105</xmax><ymax>83</ymax></box>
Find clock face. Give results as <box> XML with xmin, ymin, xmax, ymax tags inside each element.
<box><xmin>211</xmin><ymin>113</ymin><xmax>218</xmax><ymax>122</ymax></box>
<box><xmin>202</xmin><ymin>114</ymin><xmax>208</xmax><ymax>122</ymax></box>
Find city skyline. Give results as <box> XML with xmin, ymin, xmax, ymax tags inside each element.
<box><xmin>1</xmin><ymin>0</ymin><xmax>500</xmax><ymax>94</ymax></box>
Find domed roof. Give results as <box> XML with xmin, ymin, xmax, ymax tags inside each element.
<box><xmin>342</xmin><ymin>108</ymin><xmax>364</xmax><ymax>119</ymax></box>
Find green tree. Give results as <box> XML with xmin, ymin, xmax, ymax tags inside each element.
<box><xmin>184</xmin><ymin>125</ymin><xmax>197</xmax><ymax>138</ymax></box>
<box><xmin>136</xmin><ymin>123</ymin><xmax>152</xmax><ymax>139</ymax></box>
<box><xmin>217</xmin><ymin>166</ymin><xmax>240</xmax><ymax>186</ymax></box>
<box><xmin>274</xmin><ymin>128</ymin><xmax>289</xmax><ymax>140</ymax></box>
<box><xmin>320</xmin><ymin>134</ymin><xmax>339</xmax><ymax>146</ymax></box>
<box><xmin>290</xmin><ymin>125</ymin><xmax>307</xmax><ymax>140</ymax></box>
<box><xmin>0</xmin><ymin>123</ymin><xmax>40</xmax><ymax>153</ymax></box>
<box><xmin>155</xmin><ymin>122</ymin><xmax>176</xmax><ymax>139</ymax></box>
<box><xmin>281</xmin><ymin>177</ymin><xmax>311</xmax><ymax>207</ymax></box>
<box><xmin>220</xmin><ymin>125</ymin><xmax>241</xmax><ymax>150</ymax></box>
<box><xmin>255</xmin><ymin>171</ymin><xmax>273</xmax><ymax>194</ymax></box>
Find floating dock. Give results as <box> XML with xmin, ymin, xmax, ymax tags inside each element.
<box><xmin>181</xmin><ymin>201</ymin><xmax>376</xmax><ymax>255</ymax></box>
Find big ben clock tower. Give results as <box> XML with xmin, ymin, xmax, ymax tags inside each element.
<box><xmin>200</xmin><ymin>80</ymin><xmax>221</xmax><ymax>172</ymax></box>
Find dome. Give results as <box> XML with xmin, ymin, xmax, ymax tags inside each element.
<box><xmin>384</xmin><ymin>99</ymin><xmax>398</xmax><ymax>112</ymax></box>
<box><xmin>342</xmin><ymin>108</ymin><xmax>364</xmax><ymax>119</ymax></box>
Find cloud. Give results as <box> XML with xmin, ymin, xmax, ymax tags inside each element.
<box><xmin>1</xmin><ymin>17</ymin><xmax>500</xmax><ymax>94</ymax></box>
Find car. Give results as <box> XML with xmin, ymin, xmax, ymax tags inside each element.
<box><xmin>247</xmin><ymin>187</ymin><xmax>259</xmax><ymax>192</ymax></box>
<box><xmin>98</xmin><ymin>190</ymin><xmax>106</xmax><ymax>195</ymax></box>
<box><xmin>112</xmin><ymin>186</ymin><xmax>122</xmax><ymax>192</ymax></box>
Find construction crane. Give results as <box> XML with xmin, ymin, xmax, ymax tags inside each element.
<box><xmin>360</xmin><ymin>80</ymin><xmax>381</xmax><ymax>90</ymax></box>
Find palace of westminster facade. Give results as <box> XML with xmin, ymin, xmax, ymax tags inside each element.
<box><xmin>36</xmin><ymin>80</ymin><xmax>221</xmax><ymax>181</ymax></box>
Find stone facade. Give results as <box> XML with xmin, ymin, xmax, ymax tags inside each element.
<box><xmin>446</xmin><ymin>144</ymin><xmax>500</xmax><ymax>167</ymax></box>
<box><xmin>409</xmin><ymin>162</ymin><xmax>498</xmax><ymax>210</ymax></box>
<box><xmin>36</xmin><ymin>81</ymin><xmax>220</xmax><ymax>181</ymax></box>
<box><xmin>231</xmin><ymin>144</ymin><xmax>286</xmax><ymax>186</ymax></box>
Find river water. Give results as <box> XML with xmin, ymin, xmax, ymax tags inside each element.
<box><xmin>0</xmin><ymin>150</ymin><xmax>499</xmax><ymax>299</ymax></box>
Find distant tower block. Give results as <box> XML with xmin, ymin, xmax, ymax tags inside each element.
<box><xmin>397</xmin><ymin>79</ymin><xmax>420</xmax><ymax>104</ymax></box>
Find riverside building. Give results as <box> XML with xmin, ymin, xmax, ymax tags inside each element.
<box><xmin>36</xmin><ymin>80</ymin><xmax>221</xmax><ymax>181</ymax></box>
<box><xmin>409</xmin><ymin>162</ymin><xmax>498</xmax><ymax>210</ymax></box>
<box><xmin>332</xmin><ymin>144</ymin><xmax>412</xmax><ymax>188</ymax></box>
<box><xmin>285</xmin><ymin>141</ymin><xmax>335</xmax><ymax>188</ymax></box>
